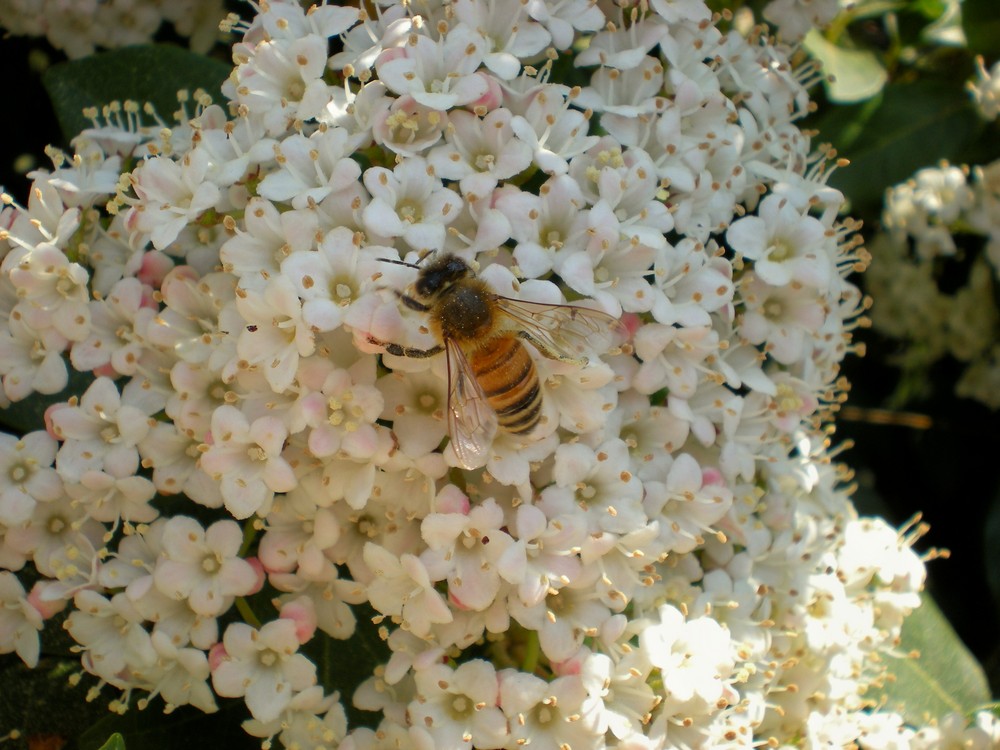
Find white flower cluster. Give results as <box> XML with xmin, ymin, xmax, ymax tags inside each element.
<box><xmin>0</xmin><ymin>0</ymin><xmax>943</xmax><ymax>747</ymax></box>
<box><xmin>0</xmin><ymin>0</ymin><xmax>227</xmax><ymax>57</ymax></box>
<box><xmin>867</xmin><ymin>160</ymin><xmax>1000</xmax><ymax>407</ymax></box>
<box><xmin>762</xmin><ymin>0</ymin><xmax>840</xmax><ymax>42</ymax></box>
<box><xmin>969</xmin><ymin>56</ymin><xmax>1000</xmax><ymax>122</ymax></box>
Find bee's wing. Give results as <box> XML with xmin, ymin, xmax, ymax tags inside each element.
<box><xmin>446</xmin><ymin>338</ymin><xmax>498</xmax><ymax>469</ymax></box>
<box><xmin>494</xmin><ymin>297</ymin><xmax>628</xmax><ymax>363</ymax></box>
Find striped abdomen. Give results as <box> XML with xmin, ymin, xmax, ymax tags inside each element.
<box><xmin>469</xmin><ymin>335</ymin><xmax>542</xmax><ymax>435</ymax></box>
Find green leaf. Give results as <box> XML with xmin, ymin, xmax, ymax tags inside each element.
<box><xmin>304</xmin><ymin>604</ymin><xmax>391</xmax><ymax>729</ymax></box>
<box><xmin>78</xmin><ymin>699</ymin><xmax>257</xmax><ymax>750</ymax></box>
<box><xmin>42</xmin><ymin>45</ymin><xmax>231</xmax><ymax>143</ymax></box>
<box><xmin>962</xmin><ymin>0</ymin><xmax>1000</xmax><ymax>57</ymax></box>
<box><xmin>803</xmin><ymin>30</ymin><xmax>888</xmax><ymax>103</ymax></box>
<box><xmin>813</xmin><ymin>80</ymin><xmax>985</xmax><ymax>214</ymax></box>
<box><xmin>97</xmin><ymin>733</ymin><xmax>127</xmax><ymax>750</ymax></box>
<box><xmin>876</xmin><ymin>591</ymin><xmax>991</xmax><ymax>723</ymax></box>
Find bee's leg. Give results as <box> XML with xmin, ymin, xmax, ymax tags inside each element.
<box><xmin>367</xmin><ymin>335</ymin><xmax>444</xmax><ymax>359</ymax></box>
<box><xmin>394</xmin><ymin>291</ymin><xmax>431</xmax><ymax>313</ymax></box>
<box><xmin>516</xmin><ymin>330</ymin><xmax>588</xmax><ymax>366</ymax></box>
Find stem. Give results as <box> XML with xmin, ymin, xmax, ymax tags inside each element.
<box><xmin>235</xmin><ymin>596</ymin><xmax>262</xmax><ymax>628</ymax></box>
<box><xmin>521</xmin><ymin>629</ymin><xmax>540</xmax><ymax>675</ymax></box>
<box><xmin>239</xmin><ymin>517</ymin><xmax>260</xmax><ymax>557</ymax></box>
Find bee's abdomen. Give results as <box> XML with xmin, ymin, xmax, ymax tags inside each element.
<box><xmin>471</xmin><ymin>336</ymin><xmax>542</xmax><ymax>435</ymax></box>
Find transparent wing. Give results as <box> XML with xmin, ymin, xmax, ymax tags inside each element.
<box><xmin>446</xmin><ymin>338</ymin><xmax>498</xmax><ymax>469</ymax></box>
<box><xmin>494</xmin><ymin>297</ymin><xmax>629</xmax><ymax>363</ymax></box>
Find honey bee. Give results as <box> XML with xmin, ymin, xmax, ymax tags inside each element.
<box><xmin>368</xmin><ymin>253</ymin><xmax>626</xmax><ymax>469</ymax></box>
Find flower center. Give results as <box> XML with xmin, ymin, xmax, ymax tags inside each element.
<box><xmin>398</xmin><ymin>200</ymin><xmax>423</xmax><ymax>223</ymax></box>
<box><xmin>331</xmin><ymin>276</ymin><xmax>357</xmax><ymax>305</ymax></box>
<box><xmin>329</xmin><ymin>393</ymin><xmax>362</xmax><ymax>432</ymax></box>
<box><xmin>448</xmin><ymin>694</ymin><xmax>473</xmax><ymax>720</ymax></box>
<box><xmin>763</xmin><ymin>299</ymin><xmax>785</xmax><ymax>321</ymax></box>
<box><xmin>769</xmin><ymin>239</ymin><xmax>794</xmax><ymax>262</ymax></box>
<box><xmin>474</xmin><ymin>152</ymin><xmax>496</xmax><ymax>171</ymax></box>
<box><xmin>259</xmin><ymin>648</ymin><xmax>279</xmax><ymax>667</ymax></box>
<box><xmin>9</xmin><ymin>460</ymin><xmax>34</xmax><ymax>484</ymax></box>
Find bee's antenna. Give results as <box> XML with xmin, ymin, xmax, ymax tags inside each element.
<box><xmin>377</xmin><ymin>257</ymin><xmax>421</xmax><ymax>269</ymax></box>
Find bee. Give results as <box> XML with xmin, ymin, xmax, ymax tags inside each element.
<box><xmin>368</xmin><ymin>253</ymin><xmax>626</xmax><ymax>469</ymax></box>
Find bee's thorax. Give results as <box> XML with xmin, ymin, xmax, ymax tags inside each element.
<box><xmin>431</xmin><ymin>280</ymin><xmax>496</xmax><ymax>342</ymax></box>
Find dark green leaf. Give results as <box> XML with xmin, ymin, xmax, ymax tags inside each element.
<box><xmin>0</xmin><ymin>655</ymin><xmax>110</xmax><ymax>747</ymax></box>
<box><xmin>304</xmin><ymin>604</ymin><xmax>390</xmax><ymax>729</ymax></box>
<box><xmin>876</xmin><ymin>591</ymin><xmax>991</xmax><ymax>723</ymax></box>
<box><xmin>96</xmin><ymin>733</ymin><xmax>127</xmax><ymax>750</ymax></box>
<box><xmin>962</xmin><ymin>0</ymin><xmax>1000</xmax><ymax>58</ymax></box>
<box><xmin>42</xmin><ymin>45</ymin><xmax>231</xmax><ymax>143</ymax></box>
<box><xmin>983</xmin><ymin>484</ymin><xmax>1000</xmax><ymax>620</ymax></box>
<box><xmin>814</xmin><ymin>80</ymin><xmax>985</xmax><ymax>214</ymax></box>
<box><xmin>78</xmin><ymin>699</ymin><xmax>257</xmax><ymax>750</ymax></box>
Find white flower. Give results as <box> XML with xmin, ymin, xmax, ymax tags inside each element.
<box><xmin>362</xmin><ymin>157</ymin><xmax>463</xmax><ymax>253</ymax></box>
<box><xmin>375</xmin><ymin>25</ymin><xmax>489</xmax><ymax>110</ymax></box>
<box><xmin>737</xmin><ymin>271</ymin><xmax>827</xmax><ymax>365</ymax></box>
<box><xmin>229</xmin><ymin>32</ymin><xmax>335</xmax><ymax>135</ymax></box>
<box><xmin>497</xmin><ymin>175</ymin><xmax>590</xmax><ymax>278</ymax></box>
<box><xmin>4</xmin><ymin>244</ymin><xmax>91</xmax><ymax>342</ymax></box>
<box><xmin>125</xmin><ymin>148</ymin><xmax>222</xmax><ymax>251</ymax></box>
<box><xmin>372</xmin><ymin>94</ymin><xmax>446</xmax><ymax>158</ymax></box>
<box><xmin>66</xmin><ymin>589</ymin><xmax>156</xmax><ymax>684</ymax></box>
<box><xmin>0</xmin><ymin>572</ymin><xmax>43</xmax><ymax>667</ymax></box>
<box><xmin>969</xmin><ymin>56</ymin><xmax>1000</xmax><ymax>121</ymax></box>
<box><xmin>0</xmin><ymin>431</ymin><xmax>62</xmax><ymax>527</ymax></box>
<box><xmin>257</xmin><ymin>129</ymin><xmax>362</xmax><ymax>208</ymax></box>
<box><xmin>144</xmin><ymin>630</ymin><xmax>219</xmax><ymax>713</ymax></box>
<box><xmin>363</xmin><ymin>542</ymin><xmax>453</xmax><ymax>638</ymax></box>
<box><xmin>408</xmin><ymin>660</ymin><xmax>508</xmax><ymax>750</ymax></box>
<box><xmin>218</xmin><ymin>198</ymin><xmax>319</xmax><ymax>291</ymax></box>
<box><xmin>211</xmin><ymin>619</ymin><xmax>318</xmax><ymax>724</ymax></box>
<box><xmin>152</xmin><ymin>516</ymin><xmax>258</xmax><ymax>617</ymax></box>
<box><xmin>235</xmin><ymin>275</ymin><xmax>314</xmax><ymax>393</ymax></box>
<box><xmin>421</xmin><ymin>498</ymin><xmax>516</xmax><ymax>612</ymax></box>
<box><xmin>51</xmin><ymin>376</ymin><xmax>153</xmax><ymax>482</ymax></box>
<box><xmin>639</xmin><ymin>604</ymin><xmax>735</xmax><ymax>715</ymax></box>
<box><xmin>499</xmin><ymin>669</ymin><xmax>601</xmax><ymax>750</ymax></box>
<box><xmin>727</xmin><ymin>194</ymin><xmax>833</xmax><ymax>289</ymax></box>
<box><xmin>198</xmin><ymin>406</ymin><xmax>296</xmax><ymax>519</ymax></box>
<box><xmin>0</xmin><ymin>315</ymin><xmax>68</xmax><ymax>400</ymax></box>
<box><xmin>427</xmin><ymin>108</ymin><xmax>533</xmax><ymax>199</ymax></box>
<box><xmin>539</xmin><ymin>439</ymin><xmax>645</xmax><ymax>535</ymax></box>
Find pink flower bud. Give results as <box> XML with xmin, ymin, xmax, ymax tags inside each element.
<box><xmin>467</xmin><ymin>72</ymin><xmax>503</xmax><ymax>112</ymax></box>
<box><xmin>244</xmin><ymin>556</ymin><xmax>266</xmax><ymax>595</ymax></box>
<box><xmin>92</xmin><ymin>362</ymin><xmax>117</xmax><ymax>378</ymax></box>
<box><xmin>435</xmin><ymin>484</ymin><xmax>470</xmax><ymax>515</ymax></box>
<box><xmin>43</xmin><ymin>403</ymin><xmax>69</xmax><ymax>440</ymax></box>
<box><xmin>138</xmin><ymin>251</ymin><xmax>175</xmax><ymax>289</ymax></box>
<box><xmin>702</xmin><ymin>467</ymin><xmax>724</xmax><ymax>487</ymax></box>
<box><xmin>278</xmin><ymin>596</ymin><xmax>317</xmax><ymax>644</ymax></box>
<box><xmin>208</xmin><ymin>641</ymin><xmax>228</xmax><ymax>671</ymax></box>
<box><xmin>27</xmin><ymin>583</ymin><xmax>66</xmax><ymax>619</ymax></box>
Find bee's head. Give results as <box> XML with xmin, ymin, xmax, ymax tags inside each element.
<box><xmin>414</xmin><ymin>254</ymin><xmax>474</xmax><ymax>298</ymax></box>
